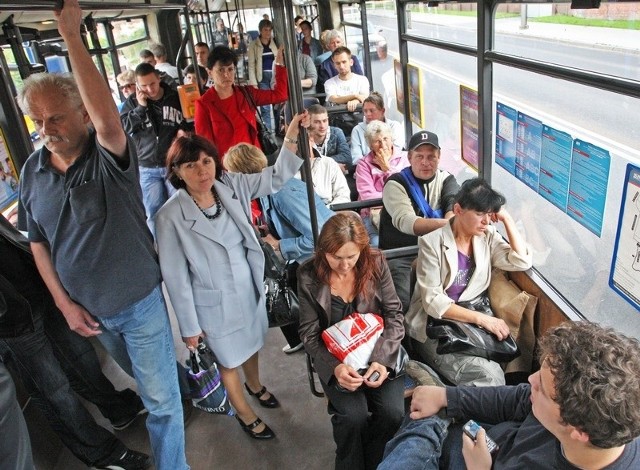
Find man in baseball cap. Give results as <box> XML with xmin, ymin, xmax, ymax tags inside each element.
<box><xmin>377</xmin><ymin>130</ymin><xmax>460</xmax><ymax>312</ymax></box>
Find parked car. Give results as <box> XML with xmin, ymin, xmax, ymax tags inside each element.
<box><xmin>346</xmin><ymin>22</ymin><xmax>386</xmax><ymax>62</ymax></box>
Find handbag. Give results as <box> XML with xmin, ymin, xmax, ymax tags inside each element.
<box><xmin>239</xmin><ymin>86</ymin><xmax>279</xmax><ymax>155</ymax></box>
<box><xmin>186</xmin><ymin>340</ymin><xmax>234</xmax><ymax>415</ymax></box>
<box><xmin>426</xmin><ymin>295</ymin><xmax>520</xmax><ymax>363</ymax></box>
<box><xmin>259</xmin><ymin>236</ymin><xmax>300</xmax><ymax>327</ymax></box>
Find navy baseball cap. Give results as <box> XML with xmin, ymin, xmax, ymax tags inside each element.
<box><xmin>407</xmin><ymin>131</ymin><xmax>440</xmax><ymax>151</ymax></box>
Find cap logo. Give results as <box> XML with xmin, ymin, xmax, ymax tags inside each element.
<box><xmin>421</xmin><ymin>132</ymin><xmax>429</xmax><ymax>141</ymax></box>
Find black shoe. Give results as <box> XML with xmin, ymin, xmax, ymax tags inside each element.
<box><xmin>235</xmin><ymin>415</ymin><xmax>275</xmax><ymax>440</ymax></box>
<box><xmin>92</xmin><ymin>449</ymin><xmax>151</xmax><ymax>470</ymax></box>
<box><xmin>111</xmin><ymin>405</ymin><xmax>148</xmax><ymax>431</ymax></box>
<box><xmin>244</xmin><ymin>383</ymin><xmax>280</xmax><ymax>408</ymax></box>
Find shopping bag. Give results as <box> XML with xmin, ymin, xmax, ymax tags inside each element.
<box><xmin>186</xmin><ymin>341</ymin><xmax>234</xmax><ymax>415</ymax></box>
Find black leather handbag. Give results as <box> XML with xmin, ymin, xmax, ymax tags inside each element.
<box><xmin>426</xmin><ymin>295</ymin><xmax>520</xmax><ymax>363</ymax></box>
<box><xmin>239</xmin><ymin>86</ymin><xmax>279</xmax><ymax>156</ymax></box>
<box><xmin>259</xmin><ymin>237</ymin><xmax>299</xmax><ymax>328</ymax></box>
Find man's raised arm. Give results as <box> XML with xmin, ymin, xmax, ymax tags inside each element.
<box><xmin>55</xmin><ymin>0</ymin><xmax>126</xmax><ymax>158</ymax></box>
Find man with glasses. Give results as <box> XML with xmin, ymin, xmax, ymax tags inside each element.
<box><xmin>378</xmin><ymin>131</ymin><xmax>460</xmax><ymax>312</ymax></box>
<box><xmin>120</xmin><ymin>62</ymin><xmax>191</xmax><ymax>236</ymax></box>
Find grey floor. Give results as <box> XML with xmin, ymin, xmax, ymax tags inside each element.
<box><xmin>25</xmin><ymin>297</ymin><xmax>336</xmax><ymax>469</ymax></box>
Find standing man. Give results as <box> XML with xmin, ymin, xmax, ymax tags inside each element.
<box><xmin>149</xmin><ymin>43</ymin><xmax>179</xmax><ymax>80</ymax></box>
<box><xmin>378</xmin><ymin>131</ymin><xmax>460</xmax><ymax>312</ymax></box>
<box><xmin>17</xmin><ymin>2</ymin><xmax>188</xmax><ymax>469</ymax></box>
<box><xmin>248</xmin><ymin>19</ymin><xmax>278</xmax><ymax>132</ymax></box>
<box><xmin>121</xmin><ymin>62</ymin><xmax>191</xmax><ymax>236</ymax></box>
<box><xmin>212</xmin><ymin>17</ymin><xmax>232</xmax><ymax>48</ymax></box>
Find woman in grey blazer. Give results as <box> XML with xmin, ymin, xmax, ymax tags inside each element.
<box><xmin>156</xmin><ymin>113</ymin><xmax>308</xmax><ymax>440</ymax></box>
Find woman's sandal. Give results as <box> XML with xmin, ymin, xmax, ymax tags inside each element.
<box><xmin>235</xmin><ymin>415</ymin><xmax>275</xmax><ymax>440</ymax></box>
<box><xmin>244</xmin><ymin>383</ymin><xmax>280</xmax><ymax>408</ymax></box>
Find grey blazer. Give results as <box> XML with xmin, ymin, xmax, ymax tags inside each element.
<box><xmin>155</xmin><ymin>147</ymin><xmax>302</xmax><ymax>367</ymax></box>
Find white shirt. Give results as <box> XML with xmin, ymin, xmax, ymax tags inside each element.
<box><xmin>295</xmin><ymin>156</ymin><xmax>351</xmax><ymax>206</ymax></box>
<box><xmin>325</xmin><ymin>73</ymin><xmax>370</xmax><ymax>102</ymax></box>
<box><xmin>155</xmin><ymin>62</ymin><xmax>179</xmax><ymax>79</ymax></box>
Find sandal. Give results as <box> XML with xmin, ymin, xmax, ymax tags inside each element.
<box><xmin>244</xmin><ymin>383</ymin><xmax>280</xmax><ymax>408</ymax></box>
<box><xmin>235</xmin><ymin>415</ymin><xmax>275</xmax><ymax>440</ymax></box>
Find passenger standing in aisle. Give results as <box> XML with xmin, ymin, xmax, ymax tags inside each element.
<box><xmin>17</xmin><ymin>1</ymin><xmax>188</xmax><ymax>468</ymax></box>
<box><xmin>248</xmin><ymin>19</ymin><xmax>278</xmax><ymax>132</ymax></box>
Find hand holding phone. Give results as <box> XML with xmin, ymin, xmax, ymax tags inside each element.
<box><xmin>463</xmin><ymin>420</ymin><xmax>499</xmax><ymax>454</ymax></box>
<box><xmin>368</xmin><ymin>371</ymin><xmax>380</xmax><ymax>382</ymax></box>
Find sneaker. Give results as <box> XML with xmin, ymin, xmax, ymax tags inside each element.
<box><xmin>282</xmin><ymin>343</ymin><xmax>304</xmax><ymax>354</ymax></box>
<box><xmin>111</xmin><ymin>406</ymin><xmax>148</xmax><ymax>431</ymax></box>
<box><xmin>92</xmin><ymin>450</ymin><xmax>151</xmax><ymax>470</ymax></box>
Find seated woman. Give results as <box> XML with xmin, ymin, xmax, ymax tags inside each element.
<box><xmin>225</xmin><ymin>141</ymin><xmax>334</xmax><ymax>354</ymax></box>
<box><xmin>354</xmin><ymin>120</ymin><xmax>409</xmax><ymax>247</ymax></box>
<box><xmin>298</xmin><ymin>212</ymin><xmax>405</xmax><ymax>470</ymax></box>
<box><xmin>405</xmin><ymin>178</ymin><xmax>532</xmax><ymax>386</ymax></box>
<box><xmin>155</xmin><ymin>113</ymin><xmax>308</xmax><ymax>440</ymax></box>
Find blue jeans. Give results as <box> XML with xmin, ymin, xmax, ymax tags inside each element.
<box><xmin>139</xmin><ymin>166</ymin><xmax>176</xmax><ymax>237</ymax></box>
<box><xmin>362</xmin><ymin>214</ymin><xmax>379</xmax><ymax>248</ymax></box>
<box><xmin>0</xmin><ymin>312</ymin><xmax>126</xmax><ymax>466</ymax></box>
<box><xmin>0</xmin><ymin>361</ymin><xmax>33</xmax><ymax>470</ymax></box>
<box><xmin>259</xmin><ymin>70</ymin><xmax>274</xmax><ymax>131</ymax></box>
<box><xmin>379</xmin><ymin>415</ymin><xmax>458</xmax><ymax>470</ymax></box>
<box><xmin>98</xmin><ymin>285</ymin><xmax>189</xmax><ymax>470</ymax></box>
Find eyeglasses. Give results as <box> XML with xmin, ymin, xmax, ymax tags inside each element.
<box><xmin>120</xmin><ymin>83</ymin><xmax>136</xmax><ymax>90</ymax></box>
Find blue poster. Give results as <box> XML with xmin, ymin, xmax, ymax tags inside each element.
<box><xmin>539</xmin><ymin>125</ymin><xmax>573</xmax><ymax>211</ymax></box>
<box><xmin>567</xmin><ymin>139</ymin><xmax>610</xmax><ymax>237</ymax></box>
<box><xmin>609</xmin><ymin>164</ymin><xmax>640</xmax><ymax>311</ymax></box>
<box><xmin>495</xmin><ymin>102</ymin><xmax>517</xmax><ymax>174</ymax></box>
<box><xmin>515</xmin><ymin>112</ymin><xmax>543</xmax><ymax>191</ymax></box>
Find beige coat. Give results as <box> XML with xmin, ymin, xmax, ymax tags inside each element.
<box><xmin>247</xmin><ymin>37</ymin><xmax>278</xmax><ymax>86</ymax></box>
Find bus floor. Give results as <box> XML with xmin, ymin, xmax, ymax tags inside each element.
<box><xmin>24</xmin><ymin>292</ymin><xmax>336</xmax><ymax>469</ymax></box>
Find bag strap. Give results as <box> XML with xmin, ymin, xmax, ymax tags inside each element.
<box><xmin>399</xmin><ymin>167</ymin><xmax>443</xmax><ymax>219</ymax></box>
<box><xmin>238</xmin><ymin>85</ymin><xmax>268</xmax><ymax>128</ymax></box>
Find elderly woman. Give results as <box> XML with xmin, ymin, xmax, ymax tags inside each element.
<box><xmin>225</xmin><ymin>141</ymin><xmax>335</xmax><ymax>355</ymax></box>
<box><xmin>354</xmin><ymin>120</ymin><xmax>409</xmax><ymax>246</ymax></box>
<box><xmin>405</xmin><ymin>178</ymin><xmax>532</xmax><ymax>386</ymax></box>
<box><xmin>195</xmin><ymin>46</ymin><xmax>287</xmax><ymax>160</ymax></box>
<box><xmin>156</xmin><ymin>113</ymin><xmax>308</xmax><ymax>440</ymax></box>
<box><xmin>350</xmin><ymin>92</ymin><xmax>404</xmax><ymax>166</ymax></box>
<box><xmin>298</xmin><ymin>212</ymin><xmax>405</xmax><ymax>470</ymax></box>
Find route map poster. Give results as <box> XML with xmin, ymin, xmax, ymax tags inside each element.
<box><xmin>539</xmin><ymin>125</ymin><xmax>573</xmax><ymax>212</ymax></box>
<box><xmin>609</xmin><ymin>164</ymin><xmax>640</xmax><ymax>311</ymax></box>
<box><xmin>495</xmin><ymin>102</ymin><xmax>517</xmax><ymax>175</ymax></box>
<box><xmin>515</xmin><ymin>111</ymin><xmax>543</xmax><ymax>191</ymax></box>
<box><xmin>0</xmin><ymin>127</ymin><xmax>19</xmax><ymax>212</ymax></box>
<box><xmin>459</xmin><ymin>85</ymin><xmax>479</xmax><ymax>170</ymax></box>
<box><xmin>567</xmin><ymin>139</ymin><xmax>610</xmax><ymax>237</ymax></box>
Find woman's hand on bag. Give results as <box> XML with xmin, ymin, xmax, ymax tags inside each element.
<box><xmin>334</xmin><ymin>363</ymin><xmax>364</xmax><ymax>391</ymax></box>
<box><xmin>183</xmin><ymin>333</ymin><xmax>205</xmax><ymax>350</ymax></box>
<box><xmin>364</xmin><ymin>361</ymin><xmax>388</xmax><ymax>388</ymax></box>
<box><xmin>478</xmin><ymin>315</ymin><xmax>510</xmax><ymax>341</ymax></box>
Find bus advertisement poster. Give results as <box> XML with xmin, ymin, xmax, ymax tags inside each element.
<box><xmin>609</xmin><ymin>164</ymin><xmax>640</xmax><ymax>311</ymax></box>
<box><xmin>495</xmin><ymin>102</ymin><xmax>517</xmax><ymax>175</ymax></box>
<box><xmin>459</xmin><ymin>85</ymin><xmax>478</xmax><ymax>170</ymax></box>
<box><xmin>0</xmin><ymin>127</ymin><xmax>19</xmax><ymax>212</ymax></box>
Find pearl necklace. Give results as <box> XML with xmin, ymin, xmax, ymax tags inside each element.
<box><xmin>191</xmin><ymin>186</ymin><xmax>223</xmax><ymax>220</ymax></box>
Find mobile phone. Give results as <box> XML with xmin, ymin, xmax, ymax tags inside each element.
<box><xmin>368</xmin><ymin>371</ymin><xmax>380</xmax><ymax>382</ymax></box>
<box><xmin>463</xmin><ymin>420</ymin><xmax>499</xmax><ymax>454</ymax></box>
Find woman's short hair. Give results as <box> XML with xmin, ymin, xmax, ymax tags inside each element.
<box><xmin>224</xmin><ymin>143</ymin><xmax>268</xmax><ymax>174</ymax></box>
<box><xmin>18</xmin><ymin>72</ymin><xmax>83</xmax><ymax>115</ymax></box>
<box><xmin>314</xmin><ymin>212</ymin><xmax>380</xmax><ymax>301</ymax></box>
<box><xmin>207</xmin><ymin>46</ymin><xmax>238</xmax><ymax>69</ymax></box>
<box><xmin>116</xmin><ymin>70</ymin><xmax>135</xmax><ymax>87</ymax></box>
<box><xmin>365</xmin><ymin>120</ymin><xmax>392</xmax><ymax>146</ymax></box>
<box><xmin>165</xmin><ymin>134</ymin><xmax>223</xmax><ymax>189</ymax></box>
<box><xmin>363</xmin><ymin>91</ymin><xmax>385</xmax><ymax>110</ymax></box>
<box><xmin>455</xmin><ymin>178</ymin><xmax>506</xmax><ymax>213</ymax></box>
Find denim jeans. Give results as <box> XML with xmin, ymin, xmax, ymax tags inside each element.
<box><xmin>0</xmin><ymin>361</ymin><xmax>34</xmax><ymax>470</ymax></box>
<box><xmin>98</xmin><ymin>285</ymin><xmax>189</xmax><ymax>470</ymax></box>
<box><xmin>139</xmin><ymin>166</ymin><xmax>176</xmax><ymax>237</ymax></box>
<box><xmin>0</xmin><ymin>313</ymin><xmax>125</xmax><ymax>466</ymax></box>
<box><xmin>379</xmin><ymin>414</ymin><xmax>455</xmax><ymax>470</ymax></box>
<box><xmin>258</xmin><ymin>70</ymin><xmax>274</xmax><ymax>131</ymax></box>
<box><xmin>362</xmin><ymin>215</ymin><xmax>379</xmax><ymax>248</ymax></box>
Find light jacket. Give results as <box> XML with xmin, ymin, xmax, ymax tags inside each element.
<box><xmin>405</xmin><ymin>220</ymin><xmax>533</xmax><ymax>343</ymax></box>
<box><xmin>248</xmin><ymin>37</ymin><xmax>278</xmax><ymax>86</ymax></box>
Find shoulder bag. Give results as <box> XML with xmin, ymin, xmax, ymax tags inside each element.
<box><xmin>258</xmin><ymin>234</ymin><xmax>299</xmax><ymax>328</ymax></box>
<box><xmin>426</xmin><ymin>295</ymin><xmax>520</xmax><ymax>363</ymax></box>
<box><xmin>238</xmin><ymin>86</ymin><xmax>279</xmax><ymax>156</ymax></box>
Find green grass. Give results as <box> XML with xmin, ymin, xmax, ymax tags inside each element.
<box><xmin>529</xmin><ymin>15</ymin><xmax>640</xmax><ymax>30</ymax></box>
